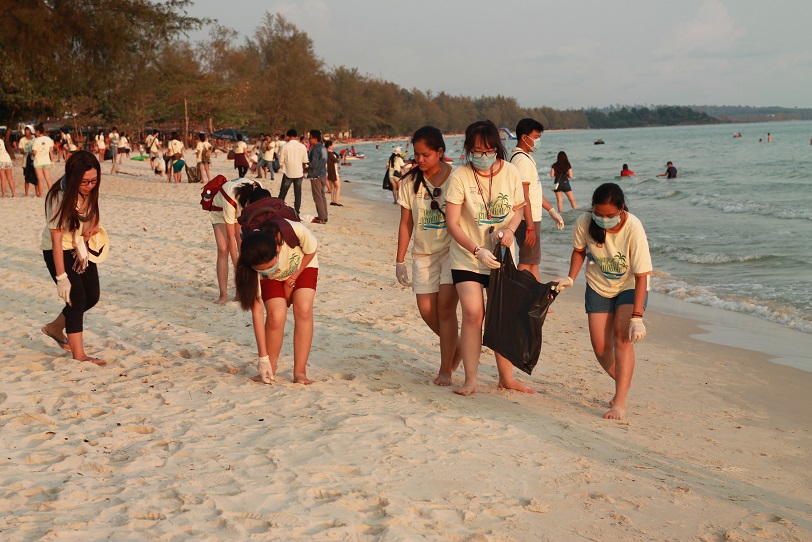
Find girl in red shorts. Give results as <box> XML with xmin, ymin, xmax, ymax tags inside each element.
<box><xmin>235</xmin><ymin>219</ymin><xmax>319</xmax><ymax>386</ymax></box>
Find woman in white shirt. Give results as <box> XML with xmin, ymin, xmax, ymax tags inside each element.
<box><xmin>166</xmin><ymin>131</ymin><xmax>185</xmax><ymax>183</ymax></box>
<box><xmin>235</xmin><ymin>191</ymin><xmax>319</xmax><ymax>385</ymax></box>
<box><xmin>117</xmin><ymin>133</ymin><xmax>130</xmax><ymax>164</ymax></box>
<box><xmin>0</xmin><ymin>138</ymin><xmax>14</xmax><ymax>197</ymax></box>
<box><xmin>232</xmin><ymin>133</ymin><xmax>249</xmax><ymax>178</ymax></box>
<box><xmin>195</xmin><ymin>133</ymin><xmax>213</xmax><ymax>183</ymax></box>
<box><xmin>554</xmin><ymin>183</ymin><xmax>652</xmax><ymax>420</ymax></box>
<box><xmin>444</xmin><ymin>120</ymin><xmax>531</xmax><ymax>397</ymax></box>
<box><xmin>395</xmin><ymin>126</ymin><xmax>460</xmax><ymax>386</ymax></box>
<box><xmin>95</xmin><ymin>130</ymin><xmax>106</xmax><ymax>163</ymax></box>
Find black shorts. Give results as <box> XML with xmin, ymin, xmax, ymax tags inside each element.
<box><xmin>554</xmin><ymin>178</ymin><xmax>572</xmax><ymax>193</ymax></box>
<box><xmin>451</xmin><ymin>269</ymin><xmax>490</xmax><ymax>287</ymax></box>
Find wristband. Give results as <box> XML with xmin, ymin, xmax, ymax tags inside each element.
<box><xmin>631</xmin><ymin>312</ymin><xmax>643</xmax><ymax>318</ymax></box>
<box><xmin>472</xmin><ymin>246</ymin><xmax>481</xmax><ymax>256</ymax></box>
<box><xmin>56</xmin><ymin>273</ymin><xmax>68</xmax><ymax>280</ymax></box>
<box><xmin>527</xmin><ymin>228</ymin><xmax>535</xmax><ymax>232</ymax></box>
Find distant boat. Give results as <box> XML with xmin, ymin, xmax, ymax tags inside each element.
<box><xmin>594</xmin><ymin>139</ymin><xmax>605</xmax><ymax>145</ymax></box>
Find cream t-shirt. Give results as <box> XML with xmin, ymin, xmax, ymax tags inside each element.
<box><xmin>233</xmin><ymin>141</ymin><xmax>247</xmax><ymax>154</ymax></box>
<box><xmin>32</xmin><ymin>136</ymin><xmax>54</xmax><ymax>166</ymax></box>
<box><xmin>196</xmin><ymin>141</ymin><xmax>212</xmax><ymax>159</ymax></box>
<box><xmin>0</xmin><ymin>139</ymin><xmax>11</xmax><ymax>162</ymax></box>
<box><xmin>445</xmin><ymin>161</ymin><xmax>525</xmax><ymax>273</ymax></box>
<box><xmin>210</xmin><ymin>179</ymin><xmax>253</xmax><ymax>223</ymax></box>
<box><xmin>261</xmin><ymin>219</ymin><xmax>319</xmax><ymax>281</ymax></box>
<box><xmin>398</xmin><ymin>169</ymin><xmax>452</xmax><ymax>255</ymax></box>
<box><xmin>118</xmin><ymin>136</ymin><xmax>129</xmax><ymax>149</ymax></box>
<box><xmin>572</xmin><ymin>212</ymin><xmax>652</xmax><ymax>297</ymax></box>
<box><xmin>96</xmin><ymin>135</ymin><xmax>106</xmax><ymax>149</ymax></box>
<box><xmin>40</xmin><ymin>191</ymin><xmax>89</xmax><ymax>250</ymax></box>
<box><xmin>510</xmin><ymin>149</ymin><xmax>543</xmax><ymax>222</ymax></box>
<box><xmin>262</xmin><ymin>142</ymin><xmax>274</xmax><ymax>161</ymax></box>
<box><xmin>168</xmin><ymin>139</ymin><xmax>183</xmax><ymax>156</ymax></box>
<box><xmin>108</xmin><ymin>132</ymin><xmax>119</xmax><ymax>146</ymax></box>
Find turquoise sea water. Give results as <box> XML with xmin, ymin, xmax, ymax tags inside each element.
<box><xmin>339</xmin><ymin>121</ymin><xmax>812</xmax><ymax>360</ymax></box>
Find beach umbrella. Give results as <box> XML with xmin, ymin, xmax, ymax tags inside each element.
<box><xmin>211</xmin><ymin>128</ymin><xmax>248</xmax><ymax>141</ymax></box>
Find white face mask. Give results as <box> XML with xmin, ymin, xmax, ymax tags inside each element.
<box><xmin>254</xmin><ymin>261</ymin><xmax>279</xmax><ymax>276</ymax></box>
<box><xmin>526</xmin><ymin>135</ymin><xmax>541</xmax><ymax>153</ymax></box>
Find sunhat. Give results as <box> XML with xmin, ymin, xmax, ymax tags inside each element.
<box><xmin>87</xmin><ymin>226</ymin><xmax>110</xmax><ymax>264</ymax></box>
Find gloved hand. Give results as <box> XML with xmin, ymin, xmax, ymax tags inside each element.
<box><xmin>257</xmin><ymin>355</ymin><xmax>274</xmax><ymax>384</ymax></box>
<box><xmin>553</xmin><ymin>276</ymin><xmax>573</xmax><ymax>292</ymax></box>
<box><xmin>548</xmin><ymin>208</ymin><xmax>565</xmax><ymax>230</ymax></box>
<box><xmin>395</xmin><ymin>261</ymin><xmax>410</xmax><ymax>287</ymax></box>
<box><xmin>476</xmin><ymin>248</ymin><xmax>500</xmax><ymax>269</ymax></box>
<box><xmin>56</xmin><ymin>273</ymin><xmax>72</xmax><ymax>306</ymax></box>
<box><xmin>628</xmin><ymin>317</ymin><xmax>647</xmax><ymax>344</ymax></box>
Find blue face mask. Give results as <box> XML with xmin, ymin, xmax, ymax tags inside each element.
<box><xmin>470</xmin><ymin>153</ymin><xmax>496</xmax><ymax>171</ymax></box>
<box><xmin>526</xmin><ymin>135</ymin><xmax>541</xmax><ymax>153</ymax></box>
<box><xmin>592</xmin><ymin>212</ymin><xmax>621</xmax><ymax>229</ymax></box>
<box><xmin>255</xmin><ymin>262</ymin><xmax>279</xmax><ymax>276</ymax></box>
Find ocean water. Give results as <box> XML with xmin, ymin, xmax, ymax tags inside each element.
<box><xmin>337</xmin><ymin>121</ymin><xmax>812</xmax><ymax>356</ymax></box>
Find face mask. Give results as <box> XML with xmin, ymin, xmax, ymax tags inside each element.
<box><xmin>526</xmin><ymin>135</ymin><xmax>540</xmax><ymax>153</ymax></box>
<box><xmin>255</xmin><ymin>262</ymin><xmax>279</xmax><ymax>276</ymax></box>
<box><xmin>471</xmin><ymin>154</ymin><xmax>496</xmax><ymax>171</ymax></box>
<box><xmin>592</xmin><ymin>212</ymin><xmax>621</xmax><ymax>229</ymax></box>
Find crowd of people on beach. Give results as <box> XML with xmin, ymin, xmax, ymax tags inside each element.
<box><xmin>28</xmin><ymin>116</ymin><xmax>657</xmax><ymax>420</ymax></box>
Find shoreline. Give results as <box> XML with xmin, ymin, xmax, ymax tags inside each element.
<box><xmin>1</xmin><ymin>156</ymin><xmax>810</xmax><ymax>540</ymax></box>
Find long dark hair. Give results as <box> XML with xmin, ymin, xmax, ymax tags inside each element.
<box><xmin>463</xmin><ymin>120</ymin><xmax>507</xmax><ymax>162</ymax></box>
<box><xmin>234</xmin><ymin>182</ymin><xmax>268</xmax><ymax>208</ymax></box>
<box><xmin>406</xmin><ymin>125</ymin><xmax>446</xmax><ymax>194</ymax></box>
<box><xmin>235</xmin><ymin>230</ymin><xmax>280</xmax><ymax>310</ymax></box>
<box><xmin>552</xmin><ymin>151</ymin><xmax>571</xmax><ymax>179</ymax></box>
<box><xmin>46</xmin><ymin>150</ymin><xmax>101</xmax><ymax>232</ymax></box>
<box><xmin>589</xmin><ymin>182</ymin><xmax>628</xmax><ymax>245</ymax></box>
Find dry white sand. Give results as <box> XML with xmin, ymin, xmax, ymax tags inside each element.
<box><xmin>1</xmin><ymin>153</ymin><xmax>810</xmax><ymax>541</ymax></box>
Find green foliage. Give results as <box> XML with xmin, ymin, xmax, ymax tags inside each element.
<box><xmin>585</xmin><ymin>106</ymin><xmax>719</xmax><ymax>129</ymax></box>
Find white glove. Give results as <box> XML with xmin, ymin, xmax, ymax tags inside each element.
<box><xmin>395</xmin><ymin>261</ymin><xmax>410</xmax><ymax>287</ymax></box>
<box><xmin>629</xmin><ymin>317</ymin><xmax>647</xmax><ymax>344</ymax></box>
<box><xmin>553</xmin><ymin>276</ymin><xmax>573</xmax><ymax>292</ymax></box>
<box><xmin>56</xmin><ymin>273</ymin><xmax>72</xmax><ymax>306</ymax></box>
<box><xmin>476</xmin><ymin>248</ymin><xmax>500</xmax><ymax>269</ymax></box>
<box><xmin>257</xmin><ymin>355</ymin><xmax>274</xmax><ymax>384</ymax></box>
<box><xmin>548</xmin><ymin>208</ymin><xmax>565</xmax><ymax>230</ymax></box>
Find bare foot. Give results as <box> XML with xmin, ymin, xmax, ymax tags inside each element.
<box><xmin>603</xmin><ymin>405</ymin><xmax>626</xmax><ymax>420</ymax></box>
<box><xmin>434</xmin><ymin>373</ymin><xmax>452</xmax><ymax>386</ymax></box>
<box><xmin>76</xmin><ymin>356</ymin><xmax>107</xmax><ymax>366</ymax></box>
<box><xmin>609</xmin><ymin>396</ymin><xmax>616</xmax><ymax>408</ymax></box>
<box><xmin>213</xmin><ymin>297</ymin><xmax>228</xmax><ymax>305</ymax></box>
<box><xmin>453</xmin><ymin>383</ymin><xmax>477</xmax><ymax>396</ymax></box>
<box><xmin>294</xmin><ymin>374</ymin><xmax>314</xmax><ymax>385</ymax></box>
<box><xmin>497</xmin><ymin>379</ymin><xmax>536</xmax><ymax>394</ymax></box>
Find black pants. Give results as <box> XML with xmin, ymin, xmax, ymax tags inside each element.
<box><xmin>237</xmin><ymin>165</ymin><xmax>248</xmax><ymax>178</ymax></box>
<box><xmin>43</xmin><ymin>249</ymin><xmax>100</xmax><ymax>334</ymax></box>
<box><xmin>278</xmin><ymin>175</ymin><xmax>303</xmax><ymax>214</ymax></box>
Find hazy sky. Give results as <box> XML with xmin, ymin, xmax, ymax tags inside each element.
<box><xmin>189</xmin><ymin>0</ymin><xmax>810</xmax><ymax>109</ymax></box>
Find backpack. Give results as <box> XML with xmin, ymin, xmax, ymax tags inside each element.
<box><xmin>200</xmin><ymin>175</ymin><xmax>229</xmax><ymax>211</ymax></box>
<box><xmin>201</xmin><ymin>143</ymin><xmax>212</xmax><ymax>161</ymax></box>
<box><xmin>237</xmin><ymin>196</ymin><xmax>301</xmax><ymax>248</ymax></box>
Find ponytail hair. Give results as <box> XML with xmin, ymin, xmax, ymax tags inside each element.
<box><xmin>588</xmin><ymin>182</ymin><xmax>628</xmax><ymax>245</ymax></box>
<box><xmin>235</xmin><ymin>231</ymin><xmax>279</xmax><ymax>310</ymax></box>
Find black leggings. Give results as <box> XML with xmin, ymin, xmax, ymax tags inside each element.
<box><xmin>43</xmin><ymin>250</ymin><xmax>100</xmax><ymax>334</ymax></box>
<box><xmin>237</xmin><ymin>166</ymin><xmax>248</xmax><ymax>178</ymax></box>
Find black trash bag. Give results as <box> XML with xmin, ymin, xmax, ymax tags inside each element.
<box><xmin>382</xmin><ymin>170</ymin><xmax>392</xmax><ymax>190</ymax></box>
<box><xmin>24</xmin><ymin>154</ymin><xmax>37</xmax><ymax>185</ymax></box>
<box><xmin>482</xmin><ymin>245</ymin><xmax>558</xmax><ymax>375</ymax></box>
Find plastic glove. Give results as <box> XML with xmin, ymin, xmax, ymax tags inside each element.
<box><xmin>553</xmin><ymin>276</ymin><xmax>573</xmax><ymax>292</ymax></box>
<box><xmin>548</xmin><ymin>208</ymin><xmax>565</xmax><ymax>230</ymax></box>
<box><xmin>476</xmin><ymin>248</ymin><xmax>500</xmax><ymax>269</ymax></box>
<box><xmin>55</xmin><ymin>273</ymin><xmax>72</xmax><ymax>306</ymax></box>
<box><xmin>257</xmin><ymin>355</ymin><xmax>274</xmax><ymax>384</ymax></box>
<box><xmin>395</xmin><ymin>261</ymin><xmax>410</xmax><ymax>287</ymax></box>
<box><xmin>628</xmin><ymin>317</ymin><xmax>647</xmax><ymax>344</ymax></box>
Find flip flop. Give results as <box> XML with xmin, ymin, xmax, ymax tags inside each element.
<box><xmin>41</xmin><ymin>327</ymin><xmax>70</xmax><ymax>351</ymax></box>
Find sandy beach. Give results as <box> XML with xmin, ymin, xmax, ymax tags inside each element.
<box><xmin>0</xmin><ymin>153</ymin><xmax>810</xmax><ymax>541</ymax></box>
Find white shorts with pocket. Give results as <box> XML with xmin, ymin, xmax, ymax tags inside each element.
<box><xmin>412</xmin><ymin>247</ymin><xmax>453</xmax><ymax>294</ymax></box>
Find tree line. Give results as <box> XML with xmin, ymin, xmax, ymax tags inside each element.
<box><xmin>2</xmin><ymin>3</ymin><xmax>721</xmax><ymax>149</ymax></box>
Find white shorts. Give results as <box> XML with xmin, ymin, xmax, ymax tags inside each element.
<box><xmin>412</xmin><ymin>247</ymin><xmax>452</xmax><ymax>294</ymax></box>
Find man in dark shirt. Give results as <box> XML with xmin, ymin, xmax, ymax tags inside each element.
<box><xmin>657</xmin><ymin>161</ymin><xmax>678</xmax><ymax>179</ymax></box>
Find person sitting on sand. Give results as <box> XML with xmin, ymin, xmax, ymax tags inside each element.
<box><xmin>554</xmin><ymin>183</ymin><xmax>652</xmax><ymax>420</ymax></box>
<box><xmin>395</xmin><ymin>126</ymin><xmax>461</xmax><ymax>386</ymax></box>
<box><xmin>444</xmin><ymin>120</ymin><xmax>533</xmax><ymax>396</ymax></box>
<box><xmin>620</xmin><ymin>164</ymin><xmax>636</xmax><ymax>177</ymax></box>
<box><xmin>40</xmin><ymin>151</ymin><xmax>107</xmax><ymax>366</ymax></box>
<box><xmin>209</xmin><ymin>177</ymin><xmax>256</xmax><ymax>304</ymax></box>
<box><xmin>235</xmin><ymin>190</ymin><xmax>319</xmax><ymax>385</ymax></box>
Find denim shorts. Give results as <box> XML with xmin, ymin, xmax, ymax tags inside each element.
<box><xmin>585</xmin><ymin>284</ymin><xmax>648</xmax><ymax>314</ymax></box>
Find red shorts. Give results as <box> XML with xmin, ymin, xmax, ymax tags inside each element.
<box><xmin>260</xmin><ymin>267</ymin><xmax>319</xmax><ymax>301</ymax></box>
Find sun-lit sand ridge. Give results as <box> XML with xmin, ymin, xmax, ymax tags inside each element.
<box><xmin>0</xmin><ymin>154</ymin><xmax>810</xmax><ymax>541</ymax></box>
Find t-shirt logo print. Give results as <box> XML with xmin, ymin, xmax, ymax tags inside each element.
<box><xmin>595</xmin><ymin>252</ymin><xmax>629</xmax><ymax>280</ymax></box>
<box><xmin>476</xmin><ymin>194</ymin><xmax>510</xmax><ymax>225</ymax></box>
<box><xmin>279</xmin><ymin>253</ymin><xmax>301</xmax><ymax>279</ymax></box>
<box><xmin>418</xmin><ymin>205</ymin><xmax>446</xmax><ymax>230</ymax></box>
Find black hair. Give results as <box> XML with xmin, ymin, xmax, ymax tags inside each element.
<box><xmin>236</xmin><ymin>133</ymin><xmax>244</xmax><ymax>142</ymax></box>
<box><xmin>622</xmin><ymin>163</ymin><xmax>628</xmax><ymax>170</ymax></box>
<box><xmin>324</xmin><ymin>139</ymin><xmax>333</xmax><ymax>148</ymax></box>
<box><xmin>235</xmin><ymin>231</ymin><xmax>280</xmax><ymax>310</ymax></box>
<box><xmin>515</xmin><ymin>118</ymin><xmax>544</xmax><ymax>140</ymax></box>
<box><xmin>46</xmin><ymin>150</ymin><xmax>101</xmax><ymax>233</ymax></box>
<box><xmin>199</xmin><ymin>133</ymin><xmax>207</xmax><ymax>142</ymax></box>
<box><xmin>588</xmin><ymin>182</ymin><xmax>628</xmax><ymax>245</ymax></box>
<box><xmin>463</xmin><ymin>120</ymin><xmax>507</xmax><ymax>162</ymax></box>
<box><xmin>309</xmin><ymin>130</ymin><xmax>321</xmax><ymax>142</ymax></box>
<box><xmin>408</xmin><ymin>126</ymin><xmax>446</xmax><ymax>194</ymax></box>
<box><xmin>552</xmin><ymin>150</ymin><xmax>571</xmax><ymax>180</ymax></box>
<box><xmin>171</xmin><ymin>131</ymin><xmax>180</xmax><ymax>141</ymax></box>
<box><xmin>286</xmin><ymin>128</ymin><xmax>297</xmax><ymax>138</ymax></box>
